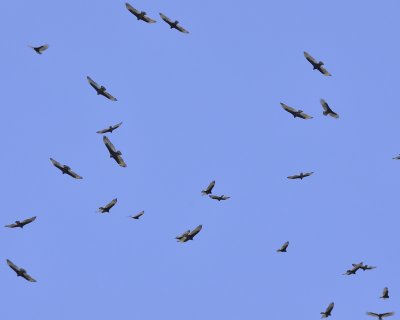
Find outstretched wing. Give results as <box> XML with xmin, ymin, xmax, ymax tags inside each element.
<box><xmin>326</xmin><ymin>303</ymin><xmax>334</xmax><ymax>313</ymax></box>
<box><xmin>21</xmin><ymin>216</ymin><xmax>37</xmax><ymax>226</ymax></box>
<box><xmin>125</xmin><ymin>2</ymin><xmax>140</xmax><ymax>16</ymax></box>
<box><xmin>281</xmin><ymin>241</ymin><xmax>289</xmax><ymax>250</ymax></box>
<box><xmin>143</xmin><ymin>15</ymin><xmax>157</xmax><ymax>23</ymax></box>
<box><xmin>21</xmin><ymin>272</ymin><xmax>37</xmax><ymax>282</ymax></box>
<box><xmin>280</xmin><ymin>103</ymin><xmax>297</xmax><ymax>114</ymax></box>
<box><xmin>132</xmin><ymin>211</ymin><xmax>144</xmax><ymax>219</ymax></box>
<box><xmin>189</xmin><ymin>225</ymin><xmax>202</xmax><ymax>237</ymax></box>
<box><xmin>209</xmin><ymin>194</ymin><xmax>219</xmax><ymax>200</ymax></box>
<box><xmin>299</xmin><ymin>111</ymin><xmax>313</xmax><ymax>119</ymax></box>
<box><xmin>367</xmin><ymin>313</ymin><xmax>380</xmax><ymax>318</ymax></box>
<box><xmin>6</xmin><ymin>259</ymin><xmax>19</xmax><ymax>273</ymax></box>
<box><xmin>87</xmin><ymin>76</ymin><xmax>100</xmax><ymax>90</ymax></box>
<box><xmin>221</xmin><ymin>196</ymin><xmax>231</xmax><ymax>200</ymax></box>
<box><xmin>304</xmin><ymin>172</ymin><xmax>314</xmax><ymax>177</ymax></box>
<box><xmin>50</xmin><ymin>158</ymin><xmax>63</xmax><ymax>170</ymax></box>
<box><xmin>103</xmin><ymin>136</ymin><xmax>117</xmax><ymax>154</ymax></box>
<box><xmin>112</xmin><ymin>122</ymin><xmax>123</xmax><ymax>130</ymax></box>
<box><xmin>176</xmin><ymin>24</ymin><xmax>189</xmax><ymax>34</ymax></box>
<box><xmin>5</xmin><ymin>222</ymin><xmax>18</xmax><ymax>228</ymax></box>
<box><xmin>159</xmin><ymin>13</ymin><xmax>173</xmax><ymax>25</ymax></box>
<box><xmin>319</xmin><ymin>66</ymin><xmax>331</xmax><ymax>76</ymax></box>
<box><xmin>176</xmin><ymin>230</ymin><xmax>190</xmax><ymax>240</ymax></box>
<box><xmin>96</xmin><ymin>127</ymin><xmax>110</xmax><ymax>134</ymax></box>
<box><xmin>66</xmin><ymin>168</ymin><xmax>83</xmax><ymax>179</ymax></box>
<box><xmin>202</xmin><ymin>180</ymin><xmax>215</xmax><ymax>194</ymax></box>
<box><xmin>381</xmin><ymin>287</ymin><xmax>389</xmax><ymax>297</ymax></box>
<box><xmin>115</xmin><ymin>154</ymin><xmax>127</xmax><ymax>167</ymax></box>
<box><xmin>105</xmin><ymin>198</ymin><xmax>118</xmax><ymax>211</ymax></box>
<box><xmin>287</xmin><ymin>174</ymin><xmax>300</xmax><ymax>179</ymax></box>
<box><xmin>102</xmin><ymin>91</ymin><xmax>117</xmax><ymax>101</ymax></box>
<box><xmin>381</xmin><ymin>313</ymin><xmax>395</xmax><ymax>318</ymax></box>
<box><xmin>304</xmin><ymin>51</ymin><xmax>318</xmax><ymax>64</ymax></box>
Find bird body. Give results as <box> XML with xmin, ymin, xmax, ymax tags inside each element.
<box><xmin>201</xmin><ymin>180</ymin><xmax>215</xmax><ymax>195</ymax></box>
<box><xmin>126</xmin><ymin>3</ymin><xmax>156</xmax><ymax>23</ymax></box>
<box><xmin>5</xmin><ymin>216</ymin><xmax>36</xmax><ymax>228</ymax></box>
<box><xmin>367</xmin><ymin>312</ymin><xmax>395</xmax><ymax>320</ymax></box>
<box><xmin>98</xmin><ymin>198</ymin><xmax>117</xmax><ymax>213</ymax></box>
<box><xmin>96</xmin><ymin>122</ymin><xmax>122</xmax><ymax>134</ymax></box>
<box><xmin>130</xmin><ymin>211</ymin><xmax>144</xmax><ymax>219</ymax></box>
<box><xmin>209</xmin><ymin>194</ymin><xmax>230</xmax><ymax>201</ymax></box>
<box><xmin>277</xmin><ymin>241</ymin><xmax>289</xmax><ymax>252</ymax></box>
<box><xmin>29</xmin><ymin>44</ymin><xmax>49</xmax><ymax>54</ymax></box>
<box><xmin>103</xmin><ymin>136</ymin><xmax>127</xmax><ymax>167</ymax></box>
<box><xmin>380</xmin><ymin>287</ymin><xmax>389</xmax><ymax>299</ymax></box>
<box><xmin>321</xmin><ymin>302</ymin><xmax>334</xmax><ymax>318</ymax></box>
<box><xmin>320</xmin><ymin>99</ymin><xmax>339</xmax><ymax>118</ymax></box>
<box><xmin>280</xmin><ymin>103</ymin><xmax>313</xmax><ymax>119</ymax></box>
<box><xmin>159</xmin><ymin>13</ymin><xmax>189</xmax><ymax>33</ymax></box>
<box><xmin>287</xmin><ymin>172</ymin><xmax>314</xmax><ymax>180</ymax></box>
<box><xmin>6</xmin><ymin>259</ymin><xmax>36</xmax><ymax>282</ymax></box>
<box><xmin>304</xmin><ymin>52</ymin><xmax>331</xmax><ymax>76</ymax></box>
<box><xmin>50</xmin><ymin>158</ymin><xmax>83</xmax><ymax>179</ymax></box>
<box><xmin>176</xmin><ymin>225</ymin><xmax>202</xmax><ymax>242</ymax></box>
<box><xmin>87</xmin><ymin>76</ymin><xmax>117</xmax><ymax>101</ymax></box>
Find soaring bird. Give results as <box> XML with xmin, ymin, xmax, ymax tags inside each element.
<box><xmin>130</xmin><ymin>211</ymin><xmax>144</xmax><ymax>219</ymax></box>
<box><xmin>320</xmin><ymin>99</ymin><xmax>339</xmax><ymax>119</ymax></box>
<box><xmin>380</xmin><ymin>287</ymin><xmax>389</xmax><ymax>299</ymax></box>
<box><xmin>276</xmin><ymin>241</ymin><xmax>289</xmax><ymax>253</ymax></box>
<box><xmin>280</xmin><ymin>103</ymin><xmax>313</xmax><ymax>119</ymax></box>
<box><xmin>125</xmin><ymin>3</ymin><xmax>156</xmax><ymax>23</ymax></box>
<box><xmin>96</xmin><ymin>122</ymin><xmax>123</xmax><ymax>134</ymax></box>
<box><xmin>159</xmin><ymin>13</ymin><xmax>189</xmax><ymax>33</ymax></box>
<box><xmin>5</xmin><ymin>216</ymin><xmax>37</xmax><ymax>229</ymax></box>
<box><xmin>6</xmin><ymin>259</ymin><xmax>36</xmax><ymax>282</ymax></box>
<box><xmin>201</xmin><ymin>180</ymin><xmax>215</xmax><ymax>195</ymax></box>
<box><xmin>87</xmin><ymin>76</ymin><xmax>117</xmax><ymax>101</ymax></box>
<box><xmin>343</xmin><ymin>262</ymin><xmax>363</xmax><ymax>275</ymax></box>
<box><xmin>103</xmin><ymin>136</ymin><xmax>127</xmax><ymax>167</ymax></box>
<box><xmin>366</xmin><ymin>312</ymin><xmax>395</xmax><ymax>320</ymax></box>
<box><xmin>98</xmin><ymin>198</ymin><xmax>117</xmax><ymax>213</ymax></box>
<box><xmin>287</xmin><ymin>172</ymin><xmax>314</xmax><ymax>180</ymax></box>
<box><xmin>50</xmin><ymin>158</ymin><xmax>83</xmax><ymax>179</ymax></box>
<box><xmin>304</xmin><ymin>52</ymin><xmax>331</xmax><ymax>76</ymax></box>
<box><xmin>176</xmin><ymin>225</ymin><xmax>202</xmax><ymax>242</ymax></box>
<box><xmin>321</xmin><ymin>302</ymin><xmax>334</xmax><ymax>318</ymax></box>
<box><xmin>209</xmin><ymin>194</ymin><xmax>230</xmax><ymax>201</ymax></box>
<box><xmin>29</xmin><ymin>44</ymin><xmax>49</xmax><ymax>54</ymax></box>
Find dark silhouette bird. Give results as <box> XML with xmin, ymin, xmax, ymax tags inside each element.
<box><xmin>380</xmin><ymin>287</ymin><xmax>389</xmax><ymax>299</ymax></box>
<box><xmin>366</xmin><ymin>312</ymin><xmax>395</xmax><ymax>320</ymax></box>
<box><xmin>201</xmin><ymin>180</ymin><xmax>215</xmax><ymax>195</ymax></box>
<box><xmin>50</xmin><ymin>158</ymin><xmax>83</xmax><ymax>179</ymax></box>
<box><xmin>103</xmin><ymin>136</ymin><xmax>127</xmax><ymax>167</ymax></box>
<box><xmin>304</xmin><ymin>52</ymin><xmax>331</xmax><ymax>76</ymax></box>
<box><xmin>130</xmin><ymin>211</ymin><xmax>144</xmax><ymax>219</ymax></box>
<box><xmin>6</xmin><ymin>259</ymin><xmax>36</xmax><ymax>282</ymax></box>
<box><xmin>392</xmin><ymin>154</ymin><xmax>400</xmax><ymax>160</ymax></box>
<box><xmin>320</xmin><ymin>99</ymin><xmax>339</xmax><ymax>119</ymax></box>
<box><xmin>287</xmin><ymin>172</ymin><xmax>314</xmax><ymax>180</ymax></box>
<box><xmin>5</xmin><ymin>216</ymin><xmax>37</xmax><ymax>229</ymax></box>
<box><xmin>209</xmin><ymin>194</ymin><xmax>230</xmax><ymax>201</ymax></box>
<box><xmin>360</xmin><ymin>264</ymin><xmax>376</xmax><ymax>271</ymax></box>
<box><xmin>159</xmin><ymin>13</ymin><xmax>189</xmax><ymax>33</ymax></box>
<box><xmin>96</xmin><ymin>122</ymin><xmax>123</xmax><ymax>134</ymax></box>
<box><xmin>176</xmin><ymin>225</ymin><xmax>202</xmax><ymax>242</ymax></box>
<box><xmin>280</xmin><ymin>103</ymin><xmax>313</xmax><ymax>119</ymax></box>
<box><xmin>29</xmin><ymin>44</ymin><xmax>49</xmax><ymax>54</ymax></box>
<box><xmin>276</xmin><ymin>241</ymin><xmax>289</xmax><ymax>252</ymax></box>
<box><xmin>343</xmin><ymin>262</ymin><xmax>363</xmax><ymax>275</ymax></box>
<box><xmin>321</xmin><ymin>302</ymin><xmax>334</xmax><ymax>318</ymax></box>
<box><xmin>98</xmin><ymin>198</ymin><xmax>117</xmax><ymax>213</ymax></box>
<box><xmin>126</xmin><ymin>3</ymin><xmax>156</xmax><ymax>23</ymax></box>
<box><xmin>87</xmin><ymin>76</ymin><xmax>117</xmax><ymax>101</ymax></box>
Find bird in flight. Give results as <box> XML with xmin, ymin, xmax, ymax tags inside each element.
<box><xmin>87</xmin><ymin>76</ymin><xmax>117</xmax><ymax>101</ymax></box>
<box><xmin>392</xmin><ymin>154</ymin><xmax>400</xmax><ymax>160</ymax></box>
<box><xmin>209</xmin><ymin>194</ymin><xmax>230</xmax><ymax>201</ymax></box>
<box><xmin>321</xmin><ymin>302</ymin><xmax>334</xmax><ymax>318</ymax></box>
<box><xmin>201</xmin><ymin>180</ymin><xmax>215</xmax><ymax>195</ymax></box>
<box><xmin>380</xmin><ymin>287</ymin><xmax>389</xmax><ymax>299</ymax></box>
<box><xmin>176</xmin><ymin>225</ymin><xmax>202</xmax><ymax>242</ymax></box>
<box><xmin>96</xmin><ymin>122</ymin><xmax>123</xmax><ymax>134</ymax></box>
<box><xmin>29</xmin><ymin>44</ymin><xmax>49</xmax><ymax>54</ymax></box>
<box><xmin>304</xmin><ymin>52</ymin><xmax>331</xmax><ymax>76</ymax></box>
<box><xmin>366</xmin><ymin>312</ymin><xmax>395</xmax><ymax>320</ymax></box>
<box><xmin>130</xmin><ymin>211</ymin><xmax>144</xmax><ymax>219</ymax></box>
<box><xmin>342</xmin><ymin>262</ymin><xmax>363</xmax><ymax>275</ymax></box>
<box><xmin>320</xmin><ymin>99</ymin><xmax>339</xmax><ymax>119</ymax></box>
<box><xmin>98</xmin><ymin>198</ymin><xmax>118</xmax><ymax>213</ymax></box>
<box><xmin>103</xmin><ymin>136</ymin><xmax>127</xmax><ymax>167</ymax></box>
<box><xmin>287</xmin><ymin>172</ymin><xmax>314</xmax><ymax>180</ymax></box>
<box><xmin>125</xmin><ymin>3</ymin><xmax>156</xmax><ymax>23</ymax></box>
<box><xmin>276</xmin><ymin>241</ymin><xmax>289</xmax><ymax>253</ymax></box>
<box><xmin>5</xmin><ymin>216</ymin><xmax>37</xmax><ymax>229</ymax></box>
<box><xmin>50</xmin><ymin>158</ymin><xmax>83</xmax><ymax>179</ymax></box>
<box><xmin>159</xmin><ymin>13</ymin><xmax>189</xmax><ymax>33</ymax></box>
<box><xmin>280</xmin><ymin>103</ymin><xmax>313</xmax><ymax>119</ymax></box>
<box><xmin>6</xmin><ymin>259</ymin><xmax>37</xmax><ymax>282</ymax></box>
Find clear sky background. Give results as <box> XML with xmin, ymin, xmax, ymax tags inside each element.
<box><xmin>0</xmin><ymin>0</ymin><xmax>399</xmax><ymax>319</ymax></box>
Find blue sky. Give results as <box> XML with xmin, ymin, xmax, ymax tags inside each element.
<box><xmin>1</xmin><ymin>0</ymin><xmax>399</xmax><ymax>319</ymax></box>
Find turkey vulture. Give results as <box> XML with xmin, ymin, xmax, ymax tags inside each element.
<box><xmin>159</xmin><ymin>13</ymin><xmax>189</xmax><ymax>33</ymax></box>
<box><xmin>321</xmin><ymin>302</ymin><xmax>334</xmax><ymax>318</ymax></box>
<box><xmin>360</xmin><ymin>264</ymin><xmax>376</xmax><ymax>271</ymax></box>
<box><xmin>50</xmin><ymin>158</ymin><xmax>83</xmax><ymax>179</ymax></box>
<box><xmin>287</xmin><ymin>172</ymin><xmax>314</xmax><ymax>180</ymax></box>
<box><xmin>201</xmin><ymin>180</ymin><xmax>215</xmax><ymax>195</ymax></box>
<box><xmin>380</xmin><ymin>287</ymin><xmax>389</xmax><ymax>299</ymax></box>
<box><xmin>366</xmin><ymin>313</ymin><xmax>395</xmax><ymax>320</ymax></box>
<box><xmin>130</xmin><ymin>211</ymin><xmax>144</xmax><ymax>219</ymax></box>
<box><xmin>209</xmin><ymin>194</ymin><xmax>230</xmax><ymax>201</ymax></box>
<box><xmin>176</xmin><ymin>225</ymin><xmax>202</xmax><ymax>242</ymax></box>
<box><xmin>98</xmin><ymin>198</ymin><xmax>117</xmax><ymax>213</ymax></box>
<box><xmin>276</xmin><ymin>241</ymin><xmax>289</xmax><ymax>253</ymax></box>
<box><xmin>126</xmin><ymin>3</ymin><xmax>156</xmax><ymax>23</ymax></box>
<box><xmin>5</xmin><ymin>216</ymin><xmax>37</xmax><ymax>229</ymax></box>
<box><xmin>87</xmin><ymin>76</ymin><xmax>117</xmax><ymax>101</ymax></box>
<box><xmin>6</xmin><ymin>259</ymin><xmax>36</xmax><ymax>282</ymax></box>
<box><xmin>304</xmin><ymin>52</ymin><xmax>331</xmax><ymax>76</ymax></box>
<box><xmin>343</xmin><ymin>262</ymin><xmax>363</xmax><ymax>275</ymax></box>
<box><xmin>96</xmin><ymin>122</ymin><xmax>123</xmax><ymax>134</ymax></box>
<box><xmin>103</xmin><ymin>136</ymin><xmax>127</xmax><ymax>167</ymax></box>
<box><xmin>280</xmin><ymin>103</ymin><xmax>313</xmax><ymax>119</ymax></box>
<box><xmin>320</xmin><ymin>99</ymin><xmax>339</xmax><ymax>119</ymax></box>
<box><xmin>29</xmin><ymin>44</ymin><xmax>49</xmax><ymax>54</ymax></box>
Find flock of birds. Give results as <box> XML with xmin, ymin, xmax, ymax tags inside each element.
<box><xmin>5</xmin><ymin>2</ymin><xmax>396</xmax><ymax>319</ymax></box>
